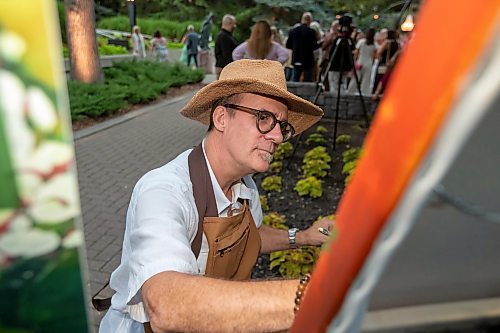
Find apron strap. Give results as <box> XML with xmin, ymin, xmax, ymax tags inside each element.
<box><xmin>188</xmin><ymin>142</ymin><xmax>218</xmax><ymax>258</ymax></box>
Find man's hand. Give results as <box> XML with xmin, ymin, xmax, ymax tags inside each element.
<box><xmin>297</xmin><ymin>216</ymin><xmax>335</xmax><ymax>247</ymax></box>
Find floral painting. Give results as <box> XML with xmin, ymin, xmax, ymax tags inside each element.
<box><xmin>0</xmin><ymin>1</ymin><xmax>89</xmax><ymax>332</ymax></box>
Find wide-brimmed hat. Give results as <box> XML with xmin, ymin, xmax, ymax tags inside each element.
<box><xmin>180</xmin><ymin>59</ymin><xmax>323</xmax><ymax>135</ymax></box>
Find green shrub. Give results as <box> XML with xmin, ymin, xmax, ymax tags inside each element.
<box><xmin>99</xmin><ymin>44</ymin><xmax>128</xmax><ymax>55</ymax></box>
<box><xmin>274</xmin><ymin>142</ymin><xmax>293</xmax><ymax>161</ymax></box>
<box><xmin>262</xmin><ymin>212</ymin><xmax>287</xmax><ymax>230</ymax></box>
<box><xmin>269</xmin><ymin>161</ymin><xmax>282</xmax><ymax>174</ymax></box>
<box><xmin>269</xmin><ymin>247</ymin><xmax>320</xmax><ymax>278</ymax></box>
<box><xmin>303</xmin><ymin>146</ymin><xmax>332</xmax><ymax>164</ymax></box>
<box><xmin>315</xmin><ymin>125</ymin><xmax>328</xmax><ymax>134</ymax></box>
<box><xmin>342</xmin><ymin>148</ymin><xmax>363</xmax><ymax>185</ymax></box>
<box><xmin>167</xmin><ymin>41</ymin><xmax>184</xmax><ymax>49</ymax></box>
<box><xmin>67</xmin><ymin>81</ymin><xmax>127</xmax><ymax>121</ymax></box>
<box><xmin>294</xmin><ymin>176</ymin><xmax>323</xmax><ymax>198</ymax></box>
<box><xmin>63</xmin><ymin>44</ymin><xmax>128</xmax><ymax>58</ymax></box>
<box><xmin>306</xmin><ymin>133</ymin><xmax>326</xmax><ymax>145</ymax></box>
<box><xmin>342</xmin><ymin>147</ymin><xmax>362</xmax><ymax>163</ymax></box>
<box><xmin>335</xmin><ymin>134</ymin><xmax>351</xmax><ymax>144</ymax></box>
<box><xmin>302</xmin><ymin>159</ymin><xmax>330</xmax><ymax>178</ymax></box>
<box><xmin>97</xmin><ymin>16</ymin><xmax>215</xmax><ymax>42</ymax></box>
<box><xmin>68</xmin><ymin>60</ymin><xmax>204</xmax><ymax>121</ymax></box>
<box><xmin>261</xmin><ymin>176</ymin><xmax>282</xmax><ymax>192</ymax></box>
<box><xmin>342</xmin><ymin>160</ymin><xmax>357</xmax><ymax>176</ymax></box>
<box><xmin>259</xmin><ymin>195</ymin><xmax>269</xmax><ymax>211</ymax></box>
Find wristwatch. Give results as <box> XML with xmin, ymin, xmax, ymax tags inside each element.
<box><xmin>288</xmin><ymin>228</ymin><xmax>299</xmax><ymax>248</ymax></box>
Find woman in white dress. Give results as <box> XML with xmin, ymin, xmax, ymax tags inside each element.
<box><xmin>347</xmin><ymin>28</ymin><xmax>376</xmax><ymax>95</ymax></box>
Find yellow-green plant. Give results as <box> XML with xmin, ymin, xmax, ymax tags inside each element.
<box><xmin>342</xmin><ymin>148</ymin><xmax>363</xmax><ymax>185</ymax></box>
<box><xmin>306</xmin><ymin>133</ymin><xmax>326</xmax><ymax>145</ymax></box>
<box><xmin>315</xmin><ymin>125</ymin><xmax>328</xmax><ymax>134</ymax></box>
<box><xmin>262</xmin><ymin>212</ymin><xmax>287</xmax><ymax>230</ymax></box>
<box><xmin>352</xmin><ymin>123</ymin><xmax>365</xmax><ymax>132</ymax></box>
<box><xmin>259</xmin><ymin>195</ymin><xmax>269</xmax><ymax>211</ymax></box>
<box><xmin>302</xmin><ymin>159</ymin><xmax>330</xmax><ymax>178</ymax></box>
<box><xmin>335</xmin><ymin>134</ymin><xmax>351</xmax><ymax>144</ymax></box>
<box><xmin>342</xmin><ymin>147</ymin><xmax>362</xmax><ymax>163</ymax></box>
<box><xmin>269</xmin><ymin>161</ymin><xmax>282</xmax><ymax>174</ymax></box>
<box><xmin>294</xmin><ymin>176</ymin><xmax>323</xmax><ymax>198</ymax></box>
<box><xmin>273</xmin><ymin>142</ymin><xmax>293</xmax><ymax>161</ymax></box>
<box><xmin>269</xmin><ymin>247</ymin><xmax>320</xmax><ymax>278</ymax></box>
<box><xmin>261</xmin><ymin>175</ymin><xmax>282</xmax><ymax>192</ymax></box>
<box><xmin>303</xmin><ymin>146</ymin><xmax>332</xmax><ymax>164</ymax></box>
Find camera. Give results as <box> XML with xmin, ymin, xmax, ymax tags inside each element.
<box><xmin>338</xmin><ymin>15</ymin><xmax>353</xmax><ymax>29</ymax></box>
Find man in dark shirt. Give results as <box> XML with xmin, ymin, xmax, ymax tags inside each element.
<box><xmin>286</xmin><ymin>12</ymin><xmax>321</xmax><ymax>82</ymax></box>
<box><xmin>214</xmin><ymin>14</ymin><xmax>238</xmax><ymax>79</ymax></box>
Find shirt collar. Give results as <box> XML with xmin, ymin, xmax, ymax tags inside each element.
<box><xmin>201</xmin><ymin>140</ymin><xmax>253</xmax><ymax>215</ymax></box>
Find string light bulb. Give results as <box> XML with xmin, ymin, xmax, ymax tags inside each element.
<box><xmin>401</xmin><ymin>14</ymin><xmax>414</xmax><ymax>31</ymax></box>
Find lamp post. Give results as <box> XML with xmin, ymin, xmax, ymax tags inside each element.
<box><xmin>127</xmin><ymin>0</ymin><xmax>136</xmax><ymax>31</ymax></box>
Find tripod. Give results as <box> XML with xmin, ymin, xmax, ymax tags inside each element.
<box><xmin>287</xmin><ymin>32</ymin><xmax>370</xmax><ymax>167</ymax></box>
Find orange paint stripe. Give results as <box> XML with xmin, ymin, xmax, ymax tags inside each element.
<box><xmin>292</xmin><ymin>1</ymin><xmax>499</xmax><ymax>332</ymax></box>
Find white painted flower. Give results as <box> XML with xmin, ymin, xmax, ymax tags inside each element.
<box><xmin>0</xmin><ymin>70</ymin><xmax>35</xmax><ymax>167</ymax></box>
<box><xmin>29</xmin><ymin>173</ymin><xmax>80</xmax><ymax>224</ymax></box>
<box><xmin>0</xmin><ymin>228</ymin><xmax>60</xmax><ymax>258</ymax></box>
<box><xmin>17</xmin><ymin>172</ymin><xmax>43</xmax><ymax>203</ymax></box>
<box><xmin>8</xmin><ymin>214</ymin><xmax>32</xmax><ymax>232</ymax></box>
<box><xmin>26</xmin><ymin>87</ymin><xmax>58</xmax><ymax>133</ymax></box>
<box><xmin>62</xmin><ymin>229</ymin><xmax>84</xmax><ymax>248</ymax></box>
<box><xmin>0</xmin><ymin>31</ymin><xmax>26</xmax><ymax>62</ymax></box>
<box><xmin>20</xmin><ymin>140</ymin><xmax>73</xmax><ymax>176</ymax></box>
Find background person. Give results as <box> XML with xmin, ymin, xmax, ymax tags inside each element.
<box><xmin>347</xmin><ymin>27</ymin><xmax>376</xmax><ymax>95</ymax></box>
<box><xmin>184</xmin><ymin>25</ymin><xmax>200</xmax><ymax>68</ymax></box>
<box><xmin>286</xmin><ymin>12</ymin><xmax>322</xmax><ymax>82</ymax></box>
<box><xmin>98</xmin><ymin>59</ymin><xmax>334</xmax><ymax>333</ymax></box>
<box><xmin>373</xmin><ymin>29</ymin><xmax>399</xmax><ymax>94</ymax></box>
<box><xmin>150</xmin><ymin>30</ymin><xmax>168</xmax><ymax>62</ymax></box>
<box><xmin>131</xmin><ymin>25</ymin><xmax>146</xmax><ymax>58</ymax></box>
<box><xmin>232</xmin><ymin>20</ymin><xmax>289</xmax><ymax>65</ymax></box>
<box><xmin>215</xmin><ymin>14</ymin><xmax>238</xmax><ymax>79</ymax></box>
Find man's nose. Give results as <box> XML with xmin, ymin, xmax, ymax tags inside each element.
<box><xmin>265</xmin><ymin>124</ymin><xmax>284</xmax><ymax>144</ymax></box>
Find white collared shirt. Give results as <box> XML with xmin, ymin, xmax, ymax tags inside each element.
<box><xmin>99</xmin><ymin>142</ymin><xmax>262</xmax><ymax>332</ymax></box>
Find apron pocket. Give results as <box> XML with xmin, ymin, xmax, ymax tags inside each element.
<box><xmin>211</xmin><ymin>225</ymin><xmax>250</xmax><ymax>278</ymax></box>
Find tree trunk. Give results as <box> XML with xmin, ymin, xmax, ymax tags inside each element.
<box><xmin>65</xmin><ymin>0</ymin><xmax>103</xmax><ymax>83</ymax></box>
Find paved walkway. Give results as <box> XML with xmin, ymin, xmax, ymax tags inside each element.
<box><xmin>74</xmin><ymin>75</ymin><xmax>215</xmax><ymax>330</ymax></box>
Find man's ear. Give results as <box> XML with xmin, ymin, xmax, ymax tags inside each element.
<box><xmin>212</xmin><ymin>105</ymin><xmax>228</xmax><ymax>132</ymax></box>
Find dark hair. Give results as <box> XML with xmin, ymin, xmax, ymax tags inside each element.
<box><xmin>366</xmin><ymin>28</ymin><xmax>375</xmax><ymax>45</ymax></box>
<box><xmin>387</xmin><ymin>29</ymin><xmax>397</xmax><ymax>40</ymax></box>
<box><xmin>154</xmin><ymin>30</ymin><xmax>162</xmax><ymax>38</ymax></box>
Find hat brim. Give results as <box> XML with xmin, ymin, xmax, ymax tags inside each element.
<box><xmin>180</xmin><ymin>78</ymin><xmax>324</xmax><ymax>136</ymax></box>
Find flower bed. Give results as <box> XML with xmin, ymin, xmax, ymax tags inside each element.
<box><xmin>252</xmin><ymin>119</ymin><xmax>368</xmax><ymax>279</ymax></box>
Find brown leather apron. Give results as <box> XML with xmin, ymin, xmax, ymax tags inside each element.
<box><xmin>203</xmin><ymin>201</ymin><xmax>261</xmax><ymax>280</ymax></box>
<box><xmin>144</xmin><ymin>143</ymin><xmax>261</xmax><ymax>331</ymax></box>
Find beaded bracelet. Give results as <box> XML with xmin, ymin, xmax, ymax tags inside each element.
<box><xmin>293</xmin><ymin>273</ymin><xmax>311</xmax><ymax>314</ymax></box>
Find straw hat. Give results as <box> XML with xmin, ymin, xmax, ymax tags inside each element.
<box><xmin>180</xmin><ymin>59</ymin><xmax>323</xmax><ymax>135</ymax></box>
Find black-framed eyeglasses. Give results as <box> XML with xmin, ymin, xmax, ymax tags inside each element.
<box><xmin>224</xmin><ymin>104</ymin><xmax>295</xmax><ymax>142</ymax></box>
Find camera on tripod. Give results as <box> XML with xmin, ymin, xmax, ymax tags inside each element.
<box><xmin>338</xmin><ymin>15</ymin><xmax>353</xmax><ymax>34</ymax></box>
<box><xmin>329</xmin><ymin>15</ymin><xmax>355</xmax><ymax>72</ymax></box>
